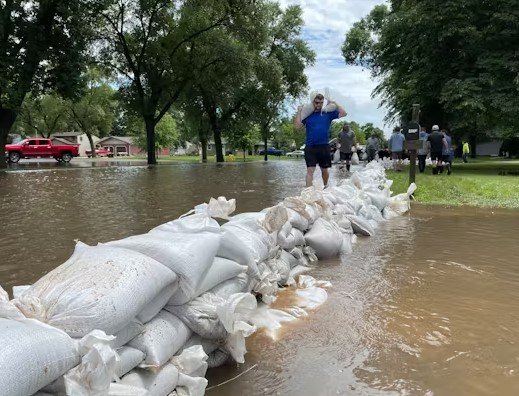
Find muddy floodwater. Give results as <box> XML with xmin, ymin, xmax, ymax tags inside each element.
<box><xmin>1</xmin><ymin>160</ymin><xmax>518</xmax><ymax>395</ymax></box>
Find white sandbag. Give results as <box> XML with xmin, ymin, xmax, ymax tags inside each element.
<box><xmin>209</xmin><ymin>273</ymin><xmax>250</xmax><ymax>300</ymax></box>
<box><xmin>285</xmin><ymin>207</ymin><xmax>309</xmax><ymax>231</ymax></box>
<box><xmin>12</xmin><ymin>285</ymin><xmax>31</xmax><ymax>299</ymax></box>
<box><xmin>137</xmin><ymin>285</ymin><xmax>177</xmax><ymax>324</ymax></box>
<box><xmin>128</xmin><ymin>311</ymin><xmax>192</xmax><ymax>367</ymax></box>
<box><xmin>365</xmin><ymin>190</ymin><xmax>389</xmax><ymax>211</ymax></box>
<box><xmin>171</xmin><ymin>345</ymin><xmax>208</xmax><ymax>378</ymax></box>
<box><xmin>166</xmin><ymin>293</ymin><xmax>227</xmax><ymax>340</ymax></box>
<box><xmin>176</xmin><ymin>372</ymin><xmax>208</xmax><ymax>396</ymax></box>
<box><xmin>120</xmin><ymin>364</ymin><xmax>179</xmax><ymax>396</ymax></box>
<box><xmin>221</xmin><ymin>222</ymin><xmax>271</xmax><ymax>265</ymax></box>
<box><xmin>0</xmin><ymin>318</ymin><xmax>80</xmax><ymax>396</ymax></box>
<box><xmin>64</xmin><ymin>341</ymin><xmax>119</xmax><ymax>396</ymax></box>
<box><xmin>298</xmin><ymin>275</ymin><xmax>332</xmax><ymax>289</ymax></box>
<box><xmin>277</xmin><ymin>221</ymin><xmax>296</xmax><ymax>250</ymax></box>
<box><xmin>347</xmin><ymin>215</ymin><xmax>375</xmax><ymax>236</ymax></box>
<box><xmin>387</xmin><ymin>182</ymin><xmax>416</xmax><ymax>215</ymax></box>
<box><xmin>0</xmin><ymin>285</ymin><xmax>25</xmax><ymax>319</ymax></box>
<box><xmin>292</xmin><ymin>228</ymin><xmax>306</xmax><ymax>246</ymax></box>
<box><xmin>116</xmin><ymin>347</ymin><xmax>145</xmax><ymax>378</ymax></box>
<box><xmin>13</xmin><ymin>242</ymin><xmax>177</xmax><ymax>337</ymax></box>
<box><xmin>217</xmin><ymin>229</ymin><xmax>260</xmax><ymax>279</ymax></box>
<box><xmin>267</xmin><ymin>253</ymin><xmax>291</xmax><ymax>285</ymax></box>
<box><xmin>151</xmin><ymin>213</ymin><xmax>220</xmax><ymax>234</ymax></box>
<box><xmin>169</xmin><ymin>258</ymin><xmax>247</xmax><ymax>305</ymax></box>
<box><xmin>249</xmin><ymin>304</ymin><xmax>296</xmax><ymax>340</ymax></box>
<box><xmin>282</xmin><ymin>248</ymin><xmax>301</xmax><ymax>269</ymax></box>
<box><xmin>181</xmin><ymin>335</ymin><xmax>220</xmax><ymax>357</ymax></box>
<box><xmin>107</xmin><ymin>320</ymin><xmax>144</xmax><ymax>349</ymax></box>
<box><xmin>304</xmin><ymin>218</ymin><xmax>344</xmax><ymax>258</ymax></box>
<box><xmin>289</xmin><ymin>247</ymin><xmax>309</xmax><ymax>267</ymax></box>
<box><xmin>304</xmin><ymin>204</ymin><xmax>320</xmax><ymax>224</ymax></box>
<box><xmin>105</xmin><ymin>231</ymin><xmax>219</xmax><ymax>303</ymax></box>
<box><xmin>288</xmin><ymin>266</ymin><xmax>312</xmax><ymax>282</ymax></box>
<box><xmin>216</xmin><ymin>293</ymin><xmax>257</xmax><ymax>337</ymax></box>
<box><xmin>333</xmin><ymin>203</ymin><xmax>355</xmax><ymax>216</ymax></box>
<box><xmin>191</xmin><ymin>196</ymin><xmax>236</xmax><ymax>220</ymax></box>
<box><xmin>296</xmin><ymin>287</ymin><xmax>328</xmax><ymax>309</ymax></box>
<box><xmin>351</xmin><ymin>151</ymin><xmax>360</xmax><ymax>165</ymax></box>
<box><xmin>333</xmin><ymin>213</ymin><xmax>354</xmax><ymax>234</ymax></box>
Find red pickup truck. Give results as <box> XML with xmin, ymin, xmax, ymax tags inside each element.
<box><xmin>5</xmin><ymin>138</ymin><xmax>80</xmax><ymax>163</ymax></box>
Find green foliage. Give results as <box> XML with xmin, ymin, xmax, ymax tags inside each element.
<box><xmin>0</xmin><ymin>0</ymin><xmax>102</xmax><ymax>167</ymax></box>
<box><xmin>131</xmin><ymin>113</ymin><xmax>179</xmax><ymax>151</ymax></box>
<box><xmin>66</xmin><ymin>72</ymin><xmax>117</xmax><ymax>139</ymax></box>
<box><xmin>342</xmin><ymin>0</ymin><xmax>519</xmax><ymax>143</ymax></box>
<box><xmin>13</xmin><ymin>94</ymin><xmax>68</xmax><ymax>138</ymax></box>
<box><xmin>179</xmin><ymin>2</ymin><xmax>314</xmax><ymax>161</ymax></box>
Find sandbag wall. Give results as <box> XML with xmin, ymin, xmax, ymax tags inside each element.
<box><xmin>0</xmin><ymin>162</ymin><xmax>415</xmax><ymax>396</ymax></box>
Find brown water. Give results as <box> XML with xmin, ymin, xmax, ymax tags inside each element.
<box><xmin>1</xmin><ymin>161</ymin><xmax>518</xmax><ymax>395</ymax></box>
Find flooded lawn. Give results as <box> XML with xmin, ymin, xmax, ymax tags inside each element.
<box><xmin>1</xmin><ymin>161</ymin><xmax>518</xmax><ymax>395</ymax></box>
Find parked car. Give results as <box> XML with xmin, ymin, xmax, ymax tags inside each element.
<box><xmin>258</xmin><ymin>147</ymin><xmax>284</xmax><ymax>156</ymax></box>
<box><xmin>86</xmin><ymin>147</ymin><xmax>113</xmax><ymax>158</ymax></box>
<box><xmin>5</xmin><ymin>138</ymin><xmax>80</xmax><ymax>163</ymax></box>
<box><xmin>286</xmin><ymin>149</ymin><xmax>304</xmax><ymax>158</ymax></box>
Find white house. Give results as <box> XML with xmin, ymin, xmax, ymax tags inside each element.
<box><xmin>50</xmin><ymin>132</ymin><xmax>100</xmax><ymax>157</ymax></box>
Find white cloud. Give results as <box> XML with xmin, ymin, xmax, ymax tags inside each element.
<box><xmin>279</xmin><ymin>0</ymin><xmax>394</xmax><ymax>136</ymax></box>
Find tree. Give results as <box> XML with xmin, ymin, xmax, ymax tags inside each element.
<box><xmin>0</xmin><ymin>0</ymin><xmax>101</xmax><ymax>168</ymax></box>
<box><xmin>95</xmin><ymin>0</ymin><xmax>258</xmax><ymax>165</ymax></box>
<box><xmin>342</xmin><ymin>0</ymin><xmax>519</xmax><ymax>154</ymax></box>
<box><xmin>66</xmin><ymin>69</ymin><xmax>117</xmax><ymax>156</ymax></box>
<box><xmin>14</xmin><ymin>94</ymin><xmax>68</xmax><ymax>138</ymax></box>
<box><xmin>182</xmin><ymin>2</ymin><xmax>314</xmax><ymax>162</ymax></box>
<box><xmin>131</xmin><ymin>113</ymin><xmax>179</xmax><ymax>155</ymax></box>
<box><xmin>226</xmin><ymin>122</ymin><xmax>260</xmax><ymax>160</ymax></box>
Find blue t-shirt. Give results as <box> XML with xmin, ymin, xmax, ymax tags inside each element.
<box><xmin>303</xmin><ymin>110</ymin><xmax>339</xmax><ymax>146</ymax></box>
<box><xmin>389</xmin><ymin>132</ymin><xmax>406</xmax><ymax>152</ymax></box>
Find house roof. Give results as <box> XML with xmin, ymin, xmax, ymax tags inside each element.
<box><xmin>97</xmin><ymin>136</ymin><xmax>134</xmax><ymax>145</ymax></box>
<box><xmin>51</xmin><ymin>132</ymin><xmax>83</xmax><ymax>137</ymax></box>
<box><xmin>51</xmin><ymin>137</ymin><xmax>72</xmax><ymax>145</ymax></box>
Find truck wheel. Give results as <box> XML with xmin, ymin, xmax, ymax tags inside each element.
<box><xmin>8</xmin><ymin>152</ymin><xmax>21</xmax><ymax>163</ymax></box>
<box><xmin>61</xmin><ymin>152</ymin><xmax>72</xmax><ymax>163</ymax></box>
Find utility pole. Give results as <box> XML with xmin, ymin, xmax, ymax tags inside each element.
<box><xmin>405</xmin><ymin>104</ymin><xmax>420</xmax><ymax>186</ymax></box>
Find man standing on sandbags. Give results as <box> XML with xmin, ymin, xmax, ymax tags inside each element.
<box><xmin>294</xmin><ymin>93</ymin><xmax>346</xmax><ymax>187</ymax></box>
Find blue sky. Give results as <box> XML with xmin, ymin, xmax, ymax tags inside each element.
<box><xmin>279</xmin><ymin>0</ymin><xmax>391</xmax><ymax>136</ymax></box>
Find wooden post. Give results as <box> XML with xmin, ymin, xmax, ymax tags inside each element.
<box><xmin>408</xmin><ymin>104</ymin><xmax>420</xmax><ymax>186</ymax></box>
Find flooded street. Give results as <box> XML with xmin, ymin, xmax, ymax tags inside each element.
<box><xmin>1</xmin><ymin>161</ymin><xmax>518</xmax><ymax>395</ymax></box>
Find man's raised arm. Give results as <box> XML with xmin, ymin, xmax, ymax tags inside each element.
<box><xmin>329</xmin><ymin>100</ymin><xmax>347</xmax><ymax>118</ymax></box>
<box><xmin>294</xmin><ymin>106</ymin><xmax>304</xmax><ymax>129</ymax></box>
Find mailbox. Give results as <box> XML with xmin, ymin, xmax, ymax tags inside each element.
<box><xmin>404</xmin><ymin>121</ymin><xmax>420</xmax><ymax>141</ymax></box>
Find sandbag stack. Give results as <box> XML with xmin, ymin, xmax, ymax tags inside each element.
<box><xmin>0</xmin><ymin>162</ymin><xmax>415</xmax><ymax>396</ymax></box>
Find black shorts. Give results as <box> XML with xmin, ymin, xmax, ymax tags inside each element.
<box><xmin>431</xmin><ymin>151</ymin><xmax>442</xmax><ymax>161</ymax></box>
<box><xmin>305</xmin><ymin>145</ymin><xmax>331</xmax><ymax>168</ymax></box>
<box><xmin>340</xmin><ymin>152</ymin><xmax>352</xmax><ymax>161</ymax></box>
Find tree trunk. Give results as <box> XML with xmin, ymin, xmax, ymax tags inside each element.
<box><xmin>0</xmin><ymin>109</ymin><xmax>17</xmax><ymax>169</ymax></box>
<box><xmin>263</xmin><ymin>132</ymin><xmax>268</xmax><ymax>161</ymax></box>
<box><xmin>213</xmin><ymin>126</ymin><xmax>224</xmax><ymax>163</ymax></box>
<box><xmin>145</xmin><ymin>117</ymin><xmax>157</xmax><ymax>165</ymax></box>
<box><xmin>86</xmin><ymin>132</ymin><xmax>96</xmax><ymax>158</ymax></box>
<box><xmin>200</xmin><ymin>136</ymin><xmax>208</xmax><ymax>163</ymax></box>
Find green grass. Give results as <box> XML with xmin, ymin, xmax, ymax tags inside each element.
<box><xmin>387</xmin><ymin>158</ymin><xmax>519</xmax><ymax>208</ymax></box>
